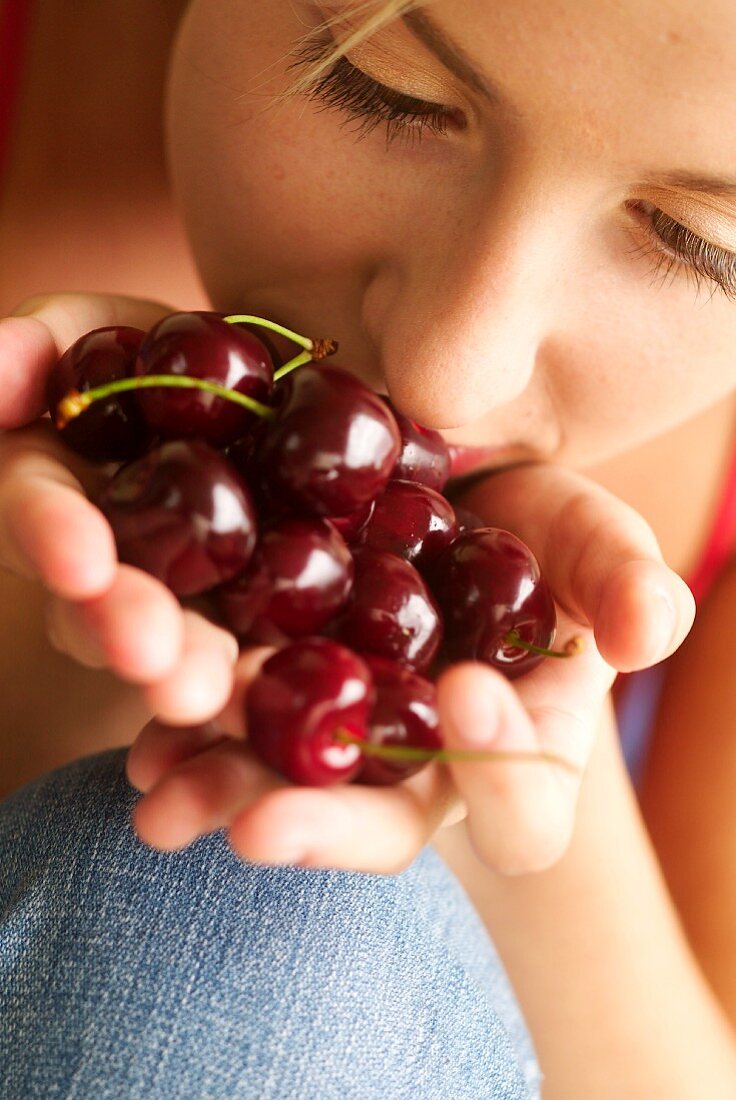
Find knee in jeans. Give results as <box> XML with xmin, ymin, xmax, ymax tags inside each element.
<box><xmin>0</xmin><ymin>749</ymin><xmax>537</xmax><ymax>1099</ymax></box>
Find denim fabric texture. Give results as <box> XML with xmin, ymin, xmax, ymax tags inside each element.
<box><xmin>0</xmin><ymin>748</ymin><xmax>541</xmax><ymax>1099</ymax></box>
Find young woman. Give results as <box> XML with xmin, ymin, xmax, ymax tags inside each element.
<box><xmin>2</xmin><ymin>1</ymin><xmax>736</xmax><ymax>1095</ymax></box>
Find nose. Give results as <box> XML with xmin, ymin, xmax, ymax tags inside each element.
<box><xmin>361</xmin><ymin>199</ymin><xmax>571</xmax><ymax>430</ymax></box>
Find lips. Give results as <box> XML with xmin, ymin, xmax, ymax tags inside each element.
<box><xmin>230</xmin><ymin>325</ymin><xmax>519</xmax><ymax>481</ymax></box>
<box><xmin>446</xmin><ymin>444</ymin><xmax>517</xmax><ymax>479</ymax></box>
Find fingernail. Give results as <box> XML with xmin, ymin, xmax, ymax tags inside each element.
<box><xmin>649</xmin><ymin>584</ymin><xmax>678</xmax><ymax>660</ymax></box>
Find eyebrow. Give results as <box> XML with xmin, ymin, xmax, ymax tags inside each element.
<box><xmin>401</xmin><ymin>11</ymin><xmax>736</xmax><ymax>199</ymax></box>
<box><xmin>400</xmin><ymin>9</ymin><xmax>501</xmax><ymax>105</ymax></box>
<box><xmin>638</xmin><ymin>171</ymin><xmax>736</xmax><ymax>197</ymax></box>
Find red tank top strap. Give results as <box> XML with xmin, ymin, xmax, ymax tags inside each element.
<box><xmin>0</xmin><ymin>0</ymin><xmax>34</xmax><ymax>181</ymax></box>
<box><xmin>685</xmin><ymin>436</ymin><xmax>736</xmax><ymax>605</ymax></box>
<box><xmin>614</xmin><ymin>427</ymin><xmax>736</xmax><ymax>782</ymax></box>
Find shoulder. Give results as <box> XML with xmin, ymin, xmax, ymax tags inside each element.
<box><xmin>630</xmin><ymin>558</ymin><xmax>736</xmax><ymax>825</ymax></box>
<box><xmin>653</xmin><ymin>558</ymin><xmax>736</xmax><ymax>740</ymax></box>
<box><xmin>634</xmin><ymin>557</ymin><xmax>736</xmax><ymax>891</ymax></box>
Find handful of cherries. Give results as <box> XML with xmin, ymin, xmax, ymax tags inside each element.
<box><xmin>49</xmin><ymin>310</ymin><xmax>580</xmax><ymax>788</ymax></box>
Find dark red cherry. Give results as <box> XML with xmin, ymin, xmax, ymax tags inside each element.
<box><xmin>359</xmin><ymin>480</ymin><xmax>458</xmax><ymax>572</ymax></box>
<box><xmin>224</xmin><ymin>433</ymin><xmax>259</xmax><ymax>479</ymax></box>
<box><xmin>216</xmin><ymin>518</ymin><xmax>353</xmax><ymax>644</ymax></box>
<box><xmin>326</xmin><ymin>499</ymin><xmax>376</xmax><ymax>544</ymax></box>
<box><xmin>245</xmin><ymin>638</ymin><xmax>373</xmax><ymax>786</ymax></box>
<box><xmin>97</xmin><ymin>439</ymin><xmax>258</xmax><ymax>596</ymax></box>
<box><xmin>47</xmin><ymin>326</ymin><xmax>154</xmax><ymax>462</ymax></box>
<box><xmin>225</xmin><ymin>433</ymin><xmax>286</xmax><ymax>521</ymax></box>
<box><xmin>135</xmin><ymin>311</ymin><xmax>274</xmax><ymax>447</ymax></box>
<box><xmin>432</xmin><ymin>528</ymin><xmax>556</xmax><ymax>679</ymax></box>
<box><xmin>227</xmin><ymin>320</ymin><xmax>286</xmax><ymax>370</ymax></box>
<box><xmin>231</xmin><ymin>362</ymin><xmax>293</xmax><ymax>439</ymax></box>
<box><xmin>356</xmin><ymin>655</ymin><xmax>442</xmax><ymax>786</ymax></box>
<box><xmin>259</xmin><ymin>364</ymin><xmax>401</xmax><ymax>516</ymax></box>
<box><xmin>382</xmin><ymin>398</ymin><xmax>450</xmax><ymax>491</ymax></box>
<box><xmin>454</xmin><ymin>505</ymin><xmax>485</xmax><ymax>534</ymax></box>
<box><xmin>224</xmin><ymin>377</ymin><xmax>295</xmax><ymax>519</ymax></box>
<box><xmin>330</xmin><ymin>547</ymin><xmax>442</xmax><ymax>673</ymax></box>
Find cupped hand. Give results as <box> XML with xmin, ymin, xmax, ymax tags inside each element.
<box><xmin>127</xmin><ymin>460</ymin><xmax>696</xmax><ymax>876</ymax></box>
<box><xmin>126</xmin><ymin>643</ymin><xmax>460</xmax><ymax>872</ymax></box>
<box><xmin>0</xmin><ymin>293</ymin><xmax>240</xmax><ymax>727</ymax></box>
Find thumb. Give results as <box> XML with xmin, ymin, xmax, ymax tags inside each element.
<box><xmin>0</xmin><ymin>292</ymin><xmax>177</xmax><ymax>428</ymax></box>
<box><xmin>436</xmin><ymin>662</ymin><xmax>581</xmax><ymax>876</ymax></box>
<box><xmin>458</xmin><ymin>462</ymin><xmax>695</xmax><ymax>673</ymax></box>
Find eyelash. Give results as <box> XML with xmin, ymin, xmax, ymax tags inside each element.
<box><xmin>289</xmin><ymin>32</ymin><xmax>736</xmax><ymax>302</ymax></box>
<box><xmin>627</xmin><ymin>202</ymin><xmax>736</xmax><ymax>302</ymax></box>
<box><xmin>288</xmin><ymin>31</ymin><xmax>458</xmax><ymax>147</ymax></box>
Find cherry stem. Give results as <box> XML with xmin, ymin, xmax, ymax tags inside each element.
<box><xmin>273</xmin><ymin>349</ymin><xmax>313</xmax><ymax>382</ymax></box>
<box><xmin>503</xmin><ymin>629</ymin><xmax>584</xmax><ymax>659</ymax></box>
<box><xmin>55</xmin><ymin>375</ymin><xmax>276</xmax><ymax>430</ymax></box>
<box><xmin>223</xmin><ymin>314</ymin><xmax>338</xmax><ymax>360</ymax></box>
<box><xmin>333</xmin><ymin>730</ymin><xmax>581</xmax><ymax>776</ymax></box>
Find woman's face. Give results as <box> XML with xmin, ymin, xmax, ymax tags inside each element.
<box><xmin>165</xmin><ymin>0</ymin><xmax>736</xmax><ymax>471</ymax></box>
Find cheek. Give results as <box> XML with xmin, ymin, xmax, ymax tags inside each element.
<box><xmin>561</xmin><ymin>294</ymin><xmax>736</xmax><ymax>460</ymax></box>
<box><xmin>165</xmin><ymin>1</ymin><xmax>395</xmax><ymax>310</ymax></box>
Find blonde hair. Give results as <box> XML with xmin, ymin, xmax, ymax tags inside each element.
<box><xmin>270</xmin><ymin>0</ymin><xmax>428</xmax><ymax>106</ymax></box>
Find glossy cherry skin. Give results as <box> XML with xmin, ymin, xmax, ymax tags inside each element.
<box><xmin>330</xmin><ymin>547</ymin><xmax>442</xmax><ymax>673</ymax></box>
<box><xmin>97</xmin><ymin>439</ymin><xmax>258</xmax><ymax>596</ymax></box>
<box><xmin>135</xmin><ymin>311</ymin><xmax>274</xmax><ymax>447</ymax></box>
<box><xmin>215</xmin><ymin>518</ymin><xmax>353</xmax><ymax>644</ymax></box>
<box><xmin>385</xmin><ymin>401</ymin><xmax>451</xmax><ymax>492</ymax></box>
<box><xmin>259</xmin><ymin>364</ymin><xmax>401</xmax><ymax>516</ymax></box>
<box><xmin>454</xmin><ymin>505</ymin><xmax>485</xmax><ymax>534</ymax></box>
<box><xmin>245</xmin><ymin>638</ymin><xmax>373</xmax><ymax>786</ymax></box>
<box><xmin>356</xmin><ymin>655</ymin><xmax>442</xmax><ymax>786</ymax></box>
<box><xmin>224</xmin><ymin>377</ymin><xmax>295</xmax><ymax>519</ymax></box>
<box><xmin>359</xmin><ymin>479</ymin><xmax>458</xmax><ymax>573</ymax></box>
<box><xmin>229</xmin><ymin>321</ymin><xmax>286</xmax><ymax>370</ymax></box>
<box><xmin>431</xmin><ymin>528</ymin><xmax>556</xmax><ymax>679</ymax></box>
<box><xmin>326</xmin><ymin>499</ymin><xmax>376</xmax><ymax>544</ymax></box>
<box><xmin>225</xmin><ymin>433</ymin><xmax>286</xmax><ymax>522</ymax></box>
<box><xmin>47</xmin><ymin>326</ymin><xmax>154</xmax><ymax>463</ymax></box>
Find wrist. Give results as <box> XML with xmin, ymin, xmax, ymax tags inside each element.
<box><xmin>437</xmin><ymin>697</ymin><xmax>736</xmax><ymax>1098</ymax></box>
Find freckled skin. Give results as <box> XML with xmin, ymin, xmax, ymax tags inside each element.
<box><xmin>165</xmin><ymin>0</ymin><xmax>736</xmax><ymax>477</ymax></box>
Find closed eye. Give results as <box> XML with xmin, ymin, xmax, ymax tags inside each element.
<box><xmin>288</xmin><ymin>29</ymin><xmax>463</xmax><ymax>146</ymax></box>
<box><xmin>628</xmin><ymin>201</ymin><xmax>736</xmax><ymax>301</ymax></box>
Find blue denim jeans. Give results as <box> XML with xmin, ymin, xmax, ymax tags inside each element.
<box><xmin>0</xmin><ymin>749</ymin><xmax>541</xmax><ymax>1099</ymax></box>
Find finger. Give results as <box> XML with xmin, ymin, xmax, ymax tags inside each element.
<box><xmin>0</xmin><ymin>428</ymin><xmax>117</xmax><ymax>598</ymax></box>
<box><xmin>0</xmin><ymin>292</ymin><xmax>174</xmax><ymax>427</ymax></box>
<box><xmin>228</xmin><ymin>761</ymin><xmax>458</xmax><ymax>874</ymax></box>
<box><xmin>131</xmin><ymin>738</ymin><xmax>287</xmax><ymax>851</ymax></box>
<box><xmin>142</xmin><ymin>610</ymin><xmax>240</xmax><ymax>727</ymax></box>
<box><xmin>436</xmin><ymin>642</ymin><xmax>608</xmax><ymax>875</ymax></box>
<box><xmin>126</xmin><ymin>644</ymin><xmax>274</xmax><ymax>796</ymax></box>
<box><xmin>213</xmin><ymin>644</ymin><xmax>277</xmax><ymax>737</ymax></box>
<box><xmin>126</xmin><ymin>645</ymin><xmax>274</xmax><ymax>794</ymax></box>
<box><xmin>595</xmin><ymin>557</ymin><xmax>695</xmax><ymax>672</ymax></box>
<box><xmin>126</xmin><ymin>719</ymin><xmax>235</xmax><ymax>794</ymax></box>
<box><xmin>460</xmin><ymin>463</ymin><xmax>695</xmax><ymax>672</ymax></box>
<box><xmin>44</xmin><ymin>564</ymin><xmax>186</xmax><ymax>681</ymax></box>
